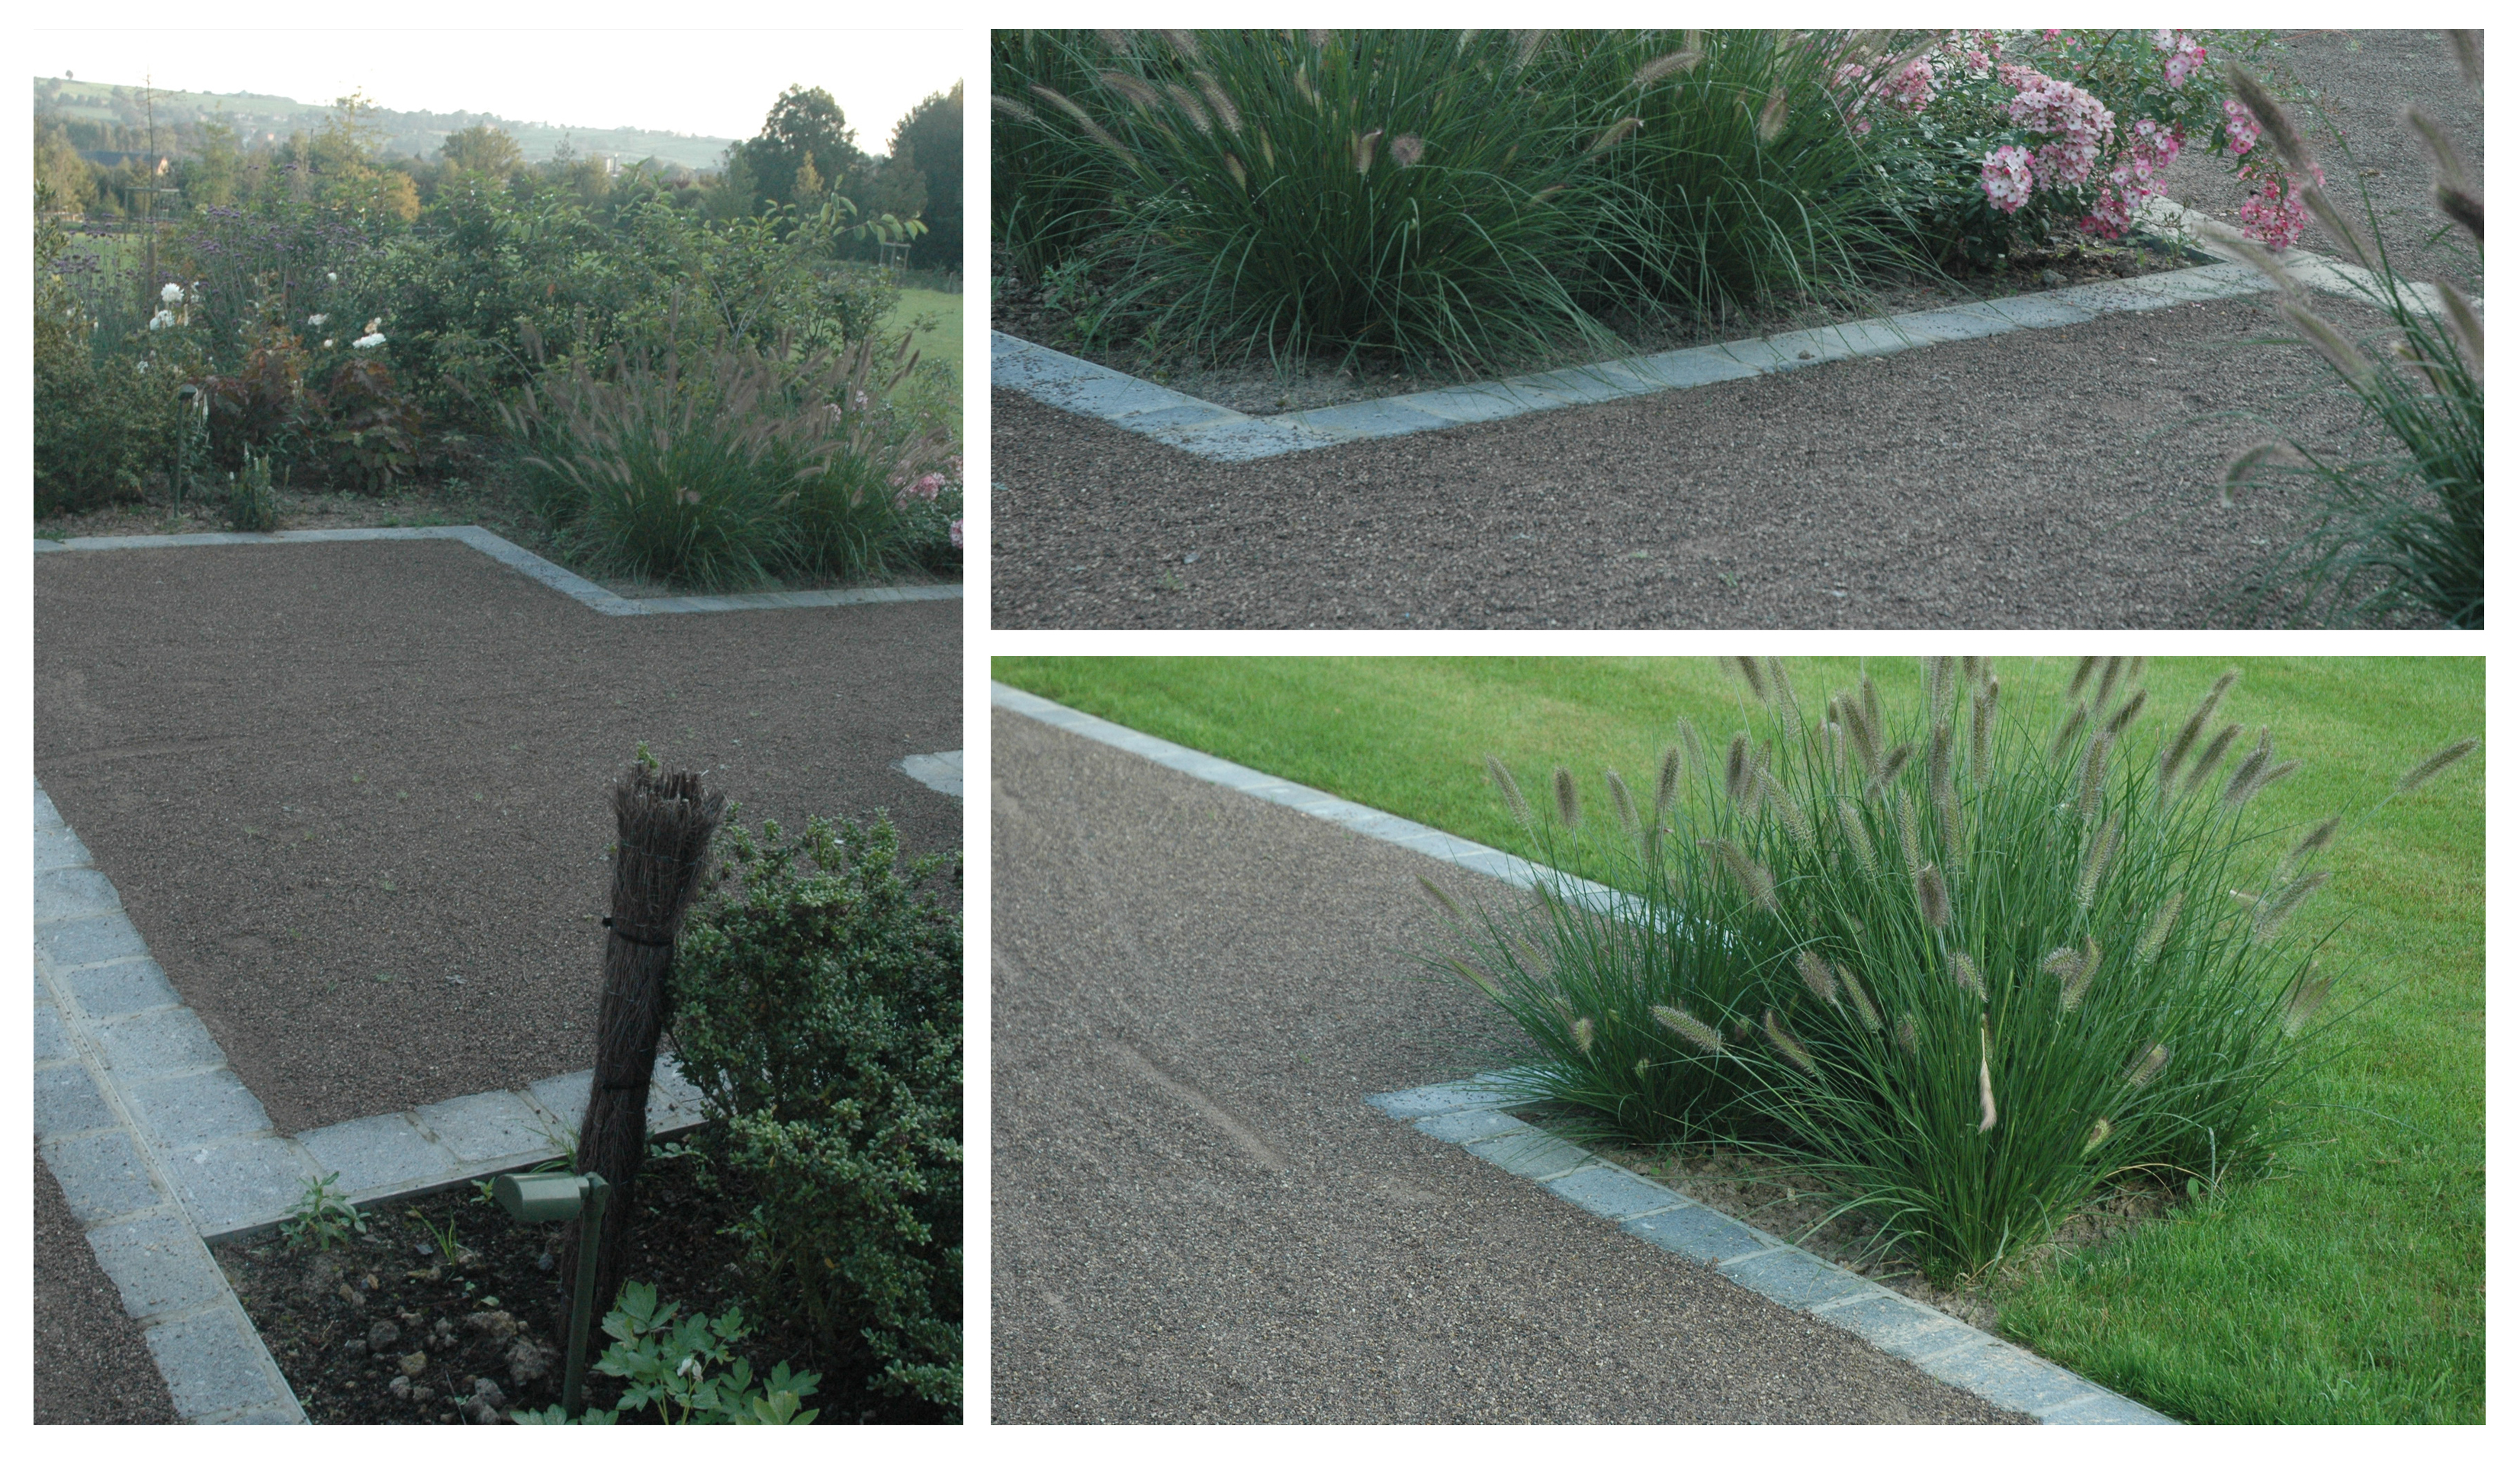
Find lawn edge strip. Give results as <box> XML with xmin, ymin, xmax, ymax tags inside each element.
<box><xmin>990</xmin><ymin>240</ymin><xmax>2293</xmax><ymax>462</ymax></box>
<box><xmin>34</xmin><ymin>774</ymin><xmax>713</xmax><ymax>1423</ymax></box>
<box><xmin>988</xmin><ymin>682</ymin><xmax>2176</xmax><ymax>1427</ymax></box>
<box><xmin>33</xmin><ymin>525</ymin><xmax>963</xmax><ymax>616</ymax></box>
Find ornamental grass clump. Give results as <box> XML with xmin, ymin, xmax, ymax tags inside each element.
<box><xmin>2213</xmin><ymin>33</ymin><xmax>2483</xmax><ymax>629</ymax></box>
<box><xmin>993</xmin><ymin>28</ymin><xmax>1613</xmax><ymax>375</ymax></box>
<box><xmin>1428</xmin><ymin>658</ymin><xmax>2476</xmax><ymax>1281</ymax></box>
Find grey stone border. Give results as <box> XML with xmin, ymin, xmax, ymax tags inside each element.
<box><xmin>993</xmin><ymin>202</ymin><xmax>2479</xmax><ymax>464</ymax></box>
<box><xmin>895</xmin><ymin>751</ymin><xmax>966</xmax><ymax>800</ymax></box>
<box><xmin>990</xmin><ymin>682</ymin><xmax>2174</xmax><ymax>1425</ymax></box>
<box><xmin>36</xmin><ymin>774</ymin><xmax>712</xmax><ymax>1423</ymax></box>
<box><xmin>34</xmin><ymin>523</ymin><xmax>960</xmax><ymax>616</ymax></box>
<box><xmin>1364</xmin><ymin>1076</ymin><xmax>2171</xmax><ymax>1424</ymax></box>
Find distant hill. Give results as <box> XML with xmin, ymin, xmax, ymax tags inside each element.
<box><xmin>32</xmin><ymin>75</ymin><xmax>739</xmax><ymax>170</ymax></box>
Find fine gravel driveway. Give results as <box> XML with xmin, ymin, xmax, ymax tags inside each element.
<box><xmin>992</xmin><ymin>291</ymin><xmax>2390</xmax><ymax>629</ymax></box>
<box><xmin>34</xmin><ymin>538</ymin><xmax>959</xmax><ymax>1135</ymax></box>
<box><xmin>35</xmin><ymin>1141</ymin><xmax>179</xmax><ymax>1424</ymax></box>
<box><xmin>992</xmin><ymin>707</ymin><xmax>2027</xmax><ymax>1424</ymax></box>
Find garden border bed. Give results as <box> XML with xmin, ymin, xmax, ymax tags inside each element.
<box><xmin>990</xmin><ymin>202</ymin><xmax>2470</xmax><ymax>464</ymax></box>
<box><xmin>989</xmin><ymin>681</ymin><xmax>2172</xmax><ymax>1426</ymax></box>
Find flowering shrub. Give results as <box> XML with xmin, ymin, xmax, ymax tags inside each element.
<box><xmin>1847</xmin><ymin>29</ymin><xmax>2291</xmax><ymax>268</ymax></box>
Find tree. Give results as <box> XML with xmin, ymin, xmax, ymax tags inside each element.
<box><xmin>734</xmin><ymin>85</ymin><xmax>866</xmax><ymax>219</ymax></box>
<box><xmin>439</xmin><ymin>123</ymin><xmax>524</xmax><ymax>180</ymax></box>
<box><xmin>888</xmin><ymin>82</ymin><xmax>962</xmax><ymax>271</ymax></box>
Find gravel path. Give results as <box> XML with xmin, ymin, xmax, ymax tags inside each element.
<box><xmin>992</xmin><ymin>708</ymin><xmax>2028</xmax><ymax>1424</ymax></box>
<box><xmin>35</xmin><ymin>1142</ymin><xmax>181</xmax><ymax>1424</ymax></box>
<box><xmin>992</xmin><ymin>290</ymin><xmax>2393</xmax><ymax>629</ymax></box>
<box><xmin>34</xmin><ymin>539</ymin><xmax>959</xmax><ymax>1134</ymax></box>
<box><xmin>2160</xmin><ymin>29</ymin><xmax>2484</xmax><ymax>284</ymax></box>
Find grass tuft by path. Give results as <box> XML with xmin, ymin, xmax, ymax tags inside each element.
<box><xmin>990</xmin><ymin>655</ymin><xmax>2483</xmax><ymax>1424</ymax></box>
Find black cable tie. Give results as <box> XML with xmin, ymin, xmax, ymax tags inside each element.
<box><xmin>600</xmin><ymin>916</ymin><xmax>676</xmax><ymax>948</ymax></box>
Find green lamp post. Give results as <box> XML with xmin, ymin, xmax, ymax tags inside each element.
<box><xmin>493</xmin><ymin>1170</ymin><xmax>610</xmax><ymax>1417</ymax></box>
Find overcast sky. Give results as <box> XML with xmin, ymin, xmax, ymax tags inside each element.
<box><xmin>32</xmin><ymin>5</ymin><xmax>963</xmax><ymax>149</ymax></box>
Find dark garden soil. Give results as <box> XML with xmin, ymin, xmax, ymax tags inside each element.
<box><xmin>217</xmin><ymin>1144</ymin><xmax>940</xmax><ymax>1424</ymax></box>
<box><xmin>34</xmin><ymin>538</ymin><xmax>959</xmax><ymax>1134</ymax></box>
<box><xmin>992</xmin><ymin>233</ymin><xmax>2198</xmax><ymax>417</ymax></box>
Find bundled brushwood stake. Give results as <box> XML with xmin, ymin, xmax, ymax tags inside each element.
<box><xmin>567</xmin><ymin>759</ymin><xmax>726</xmax><ymax>1319</ymax></box>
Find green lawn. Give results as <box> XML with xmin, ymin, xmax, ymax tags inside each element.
<box><xmin>884</xmin><ymin>286</ymin><xmax>962</xmax><ymax>381</ymax></box>
<box><xmin>991</xmin><ymin>655</ymin><xmax>2485</xmax><ymax>1424</ymax></box>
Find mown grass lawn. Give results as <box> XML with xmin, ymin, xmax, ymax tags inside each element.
<box><xmin>991</xmin><ymin>655</ymin><xmax>2484</xmax><ymax>1424</ymax></box>
<box><xmin>885</xmin><ymin>285</ymin><xmax>962</xmax><ymax>381</ymax></box>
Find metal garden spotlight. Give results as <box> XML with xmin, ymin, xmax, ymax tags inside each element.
<box><xmin>493</xmin><ymin>1170</ymin><xmax>610</xmax><ymax>1416</ymax></box>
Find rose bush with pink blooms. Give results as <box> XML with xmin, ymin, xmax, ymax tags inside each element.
<box><xmin>893</xmin><ymin>454</ymin><xmax>963</xmax><ymax>574</ymax></box>
<box><xmin>1840</xmin><ymin>28</ymin><xmax>2299</xmax><ymax>269</ymax></box>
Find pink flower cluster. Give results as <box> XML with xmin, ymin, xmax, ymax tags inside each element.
<box><xmin>2081</xmin><ymin>117</ymin><xmax>2183</xmax><ymax>240</ymax></box>
<box><xmin>2003</xmin><ymin>69</ymin><xmax>2115</xmax><ymax>189</ymax></box>
<box><xmin>1981</xmin><ymin>145</ymin><xmax>2036</xmax><ymax>214</ymax></box>
<box><xmin>2237</xmin><ymin>160</ymin><xmax>2319</xmax><ymax>251</ymax></box>
<box><xmin>2154</xmin><ymin>31</ymin><xmax>2210</xmax><ymax>89</ymax></box>
<box><xmin>1877</xmin><ymin>56</ymin><xmax>1938</xmax><ymax>114</ymax></box>
<box><xmin>2221</xmin><ymin>97</ymin><xmax>2260</xmax><ymax>156</ymax></box>
<box><xmin>895</xmin><ymin>472</ymin><xmax>948</xmax><ymax>509</ymax></box>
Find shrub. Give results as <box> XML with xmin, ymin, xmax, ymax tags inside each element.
<box><xmin>667</xmin><ymin>813</ymin><xmax>961</xmax><ymax>1422</ymax></box>
<box><xmin>222</xmin><ymin>448</ymin><xmax>281</xmax><ymax>532</ymax></box>
<box><xmin>34</xmin><ymin>215</ymin><xmax>201</xmax><ymax>515</ymax></box>
<box><xmin>1429</xmin><ymin>658</ymin><xmax>2470</xmax><ymax>1280</ymax></box>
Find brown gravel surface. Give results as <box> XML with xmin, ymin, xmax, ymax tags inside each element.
<box><xmin>35</xmin><ymin>1143</ymin><xmax>181</xmax><ymax>1424</ymax></box>
<box><xmin>34</xmin><ymin>539</ymin><xmax>959</xmax><ymax>1134</ymax></box>
<box><xmin>993</xmin><ymin>291</ymin><xmax>2399</xmax><ymax>629</ymax></box>
<box><xmin>992</xmin><ymin>708</ymin><xmax>2028</xmax><ymax>1424</ymax></box>
<box><xmin>2160</xmin><ymin>29</ymin><xmax>2485</xmax><ymax>285</ymax></box>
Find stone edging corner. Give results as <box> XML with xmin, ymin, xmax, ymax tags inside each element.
<box><xmin>989</xmin><ymin>681</ymin><xmax>2177</xmax><ymax>1425</ymax></box>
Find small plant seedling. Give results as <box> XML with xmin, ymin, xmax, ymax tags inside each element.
<box><xmin>281</xmin><ymin>1173</ymin><xmax>367</xmax><ymax>1251</ymax></box>
<box><xmin>351</xmin><ymin>772</ymin><xmax>365</xmax><ymax>784</ymax></box>
<box><xmin>407</xmin><ymin>1207</ymin><xmax>463</xmax><ymax>1264</ymax></box>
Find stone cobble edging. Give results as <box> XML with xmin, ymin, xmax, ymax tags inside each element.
<box><xmin>990</xmin><ymin>682</ymin><xmax>2177</xmax><ymax>1425</ymax></box>
<box><xmin>34</xmin><ymin>524</ymin><xmax>961</xmax><ymax>616</ymax></box>
<box><xmin>993</xmin><ymin>202</ymin><xmax>2480</xmax><ymax>464</ymax></box>
<box><xmin>35</xmin><ymin>775</ymin><xmax>709</xmax><ymax>1423</ymax></box>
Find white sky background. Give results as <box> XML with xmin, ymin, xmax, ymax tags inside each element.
<box><xmin>31</xmin><ymin>0</ymin><xmax>963</xmax><ymax>154</ymax></box>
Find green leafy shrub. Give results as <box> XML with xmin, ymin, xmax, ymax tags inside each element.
<box><xmin>512</xmin><ymin>1281</ymin><xmax>820</xmax><ymax>1425</ymax></box>
<box><xmin>1432</xmin><ymin>658</ymin><xmax>2476</xmax><ymax>1281</ymax></box>
<box><xmin>34</xmin><ymin>215</ymin><xmax>199</xmax><ymax>515</ymax></box>
<box><xmin>668</xmin><ymin>813</ymin><xmax>962</xmax><ymax>1421</ymax></box>
<box><xmin>280</xmin><ymin>1171</ymin><xmax>368</xmax><ymax>1250</ymax></box>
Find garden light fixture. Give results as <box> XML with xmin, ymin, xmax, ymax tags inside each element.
<box><xmin>493</xmin><ymin>1170</ymin><xmax>609</xmax><ymax>1416</ymax></box>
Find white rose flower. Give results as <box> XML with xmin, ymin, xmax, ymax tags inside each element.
<box><xmin>160</xmin><ymin>282</ymin><xmax>184</xmax><ymax>304</ymax></box>
<box><xmin>307</xmin><ymin>313</ymin><xmax>328</xmax><ymax>327</ymax></box>
<box><xmin>352</xmin><ymin>332</ymin><xmax>386</xmax><ymax>349</ymax></box>
<box><xmin>326</xmin><ymin>271</ymin><xmax>339</xmax><ymax>283</ymax></box>
<box><xmin>148</xmin><ymin>308</ymin><xmax>175</xmax><ymax>330</ymax></box>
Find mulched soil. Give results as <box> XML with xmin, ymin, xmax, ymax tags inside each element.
<box><xmin>34</xmin><ymin>538</ymin><xmax>959</xmax><ymax>1134</ymax></box>
<box><xmin>993</xmin><ymin>235</ymin><xmax>2194</xmax><ymax>417</ymax></box>
<box><xmin>34</xmin><ymin>1141</ymin><xmax>181</xmax><ymax>1424</ymax></box>
<box><xmin>217</xmin><ymin>1141</ymin><xmax>940</xmax><ymax>1424</ymax></box>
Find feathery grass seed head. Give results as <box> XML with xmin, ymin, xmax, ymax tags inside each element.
<box><xmin>2135</xmin><ymin>890</ymin><xmax>2184</xmax><ymax>968</ymax></box>
<box><xmin>1916</xmin><ymin>862</ymin><xmax>1952</xmax><ymax>929</ymax></box>
<box><xmin>2076</xmin><ymin>813</ymin><xmax>2121</xmax><ymax>910</ymax></box>
<box><xmin>2222</xmin><ymin>729</ymin><xmax>2274</xmax><ymax>807</ymax></box>
<box><xmin>1763</xmin><ymin>1009</ymin><xmax>1818</xmax><ymax>1075</ymax></box>
<box><xmin>2398</xmin><ymin>736</ymin><xmax>2480</xmax><ymax>795</ymax></box>
<box><xmin>1605</xmin><ymin>768</ymin><xmax>1640</xmax><ymax>840</ymax></box>
<box><xmin>2184</xmin><ymin>723</ymin><xmax>2242</xmax><ymax>796</ymax></box>
<box><xmin>1797</xmin><ymin>948</ymin><xmax>1840</xmax><ymax>1008</ymax></box>
<box><xmin>1951</xmin><ymin>946</ymin><xmax>1984</xmax><ymax>1000</ymax></box>
<box><xmin>1553</xmin><ymin>765</ymin><xmax>1581</xmax><ymax>829</ymax></box>
<box><xmin>2104</xmin><ymin>687</ymin><xmax>2149</xmax><ymax>738</ymax></box>
<box><xmin>1837</xmin><ymin>964</ymin><xmax>1881</xmax><ymax>1032</ymax></box>
<box><xmin>2282</xmin><ymin>973</ymin><xmax>2333</xmax><ymax>1038</ymax></box>
<box><xmin>1415</xmin><ymin>874</ymin><xmax>1463</xmax><ymax>919</ymax></box>
<box><xmin>1487</xmin><ymin>755</ymin><xmax>1532</xmax><ymax>827</ymax></box>
<box><xmin>2253</xmin><ymin>869</ymin><xmax>2332</xmax><ymax>941</ymax></box>
<box><xmin>1651</xmin><ymin>1003</ymin><xmax>1725</xmax><ymax>1054</ymax></box>
<box><xmin>1760</xmin><ymin>769</ymin><xmax>1815</xmax><ymax>854</ymax></box>
<box><xmin>1655</xmin><ymin>746</ymin><xmax>1683</xmax><ymax>824</ymax></box>
<box><xmin>2125</xmin><ymin>1043</ymin><xmax>2170</xmax><ymax>1087</ymax></box>
<box><xmin>1835</xmin><ymin>797</ymin><xmax>1879</xmax><ymax>877</ymax></box>
<box><xmin>2050</xmin><ymin>702</ymin><xmax>2091</xmax><ymax>766</ymax></box>
<box><xmin>1570</xmin><ymin>1015</ymin><xmax>1595</xmax><ymax>1055</ymax></box>
<box><xmin>1704</xmin><ymin>838</ymin><xmax>1780</xmax><ymax>914</ymax></box>
<box><xmin>2078</xmin><ymin>729</ymin><xmax>2115</xmax><ymax>821</ymax></box>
